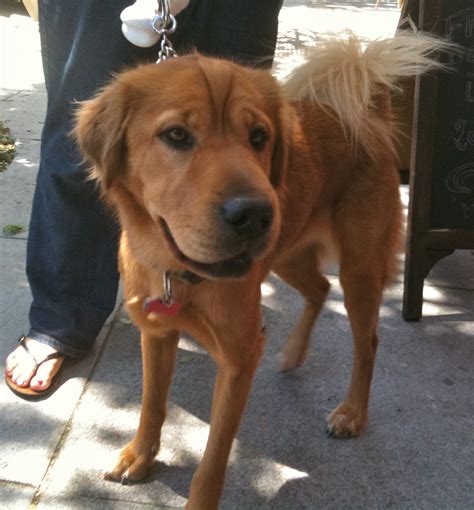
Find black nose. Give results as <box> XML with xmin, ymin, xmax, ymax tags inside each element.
<box><xmin>220</xmin><ymin>196</ymin><xmax>273</xmax><ymax>237</ymax></box>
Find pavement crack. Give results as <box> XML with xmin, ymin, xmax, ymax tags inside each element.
<box><xmin>28</xmin><ymin>305</ymin><xmax>121</xmax><ymax>509</ymax></box>
<box><xmin>0</xmin><ymin>479</ymin><xmax>35</xmax><ymax>489</ymax></box>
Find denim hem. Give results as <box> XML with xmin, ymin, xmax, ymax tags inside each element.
<box><xmin>26</xmin><ymin>330</ymin><xmax>88</xmax><ymax>359</ymax></box>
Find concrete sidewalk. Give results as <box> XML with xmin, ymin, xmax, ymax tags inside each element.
<box><xmin>1</xmin><ymin>2</ymin><xmax>473</xmax><ymax>509</ymax></box>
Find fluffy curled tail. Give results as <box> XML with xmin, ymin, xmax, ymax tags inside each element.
<box><xmin>284</xmin><ymin>32</ymin><xmax>457</xmax><ymax>162</ymax></box>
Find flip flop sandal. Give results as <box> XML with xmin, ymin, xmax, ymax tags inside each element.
<box><xmin>4</xmin><ymin>336</ymin><xmax>65</xmax><ymax>401</ymax></box>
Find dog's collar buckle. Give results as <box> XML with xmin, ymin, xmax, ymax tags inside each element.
<box><xmin>171</xmin><ymin>270</ymin><xmax>203</xmax><ymax>285</ymax></box>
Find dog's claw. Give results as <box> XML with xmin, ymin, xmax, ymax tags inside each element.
<box><xmin>103</xmin><ymin>471</ymin><xmax>115</xmax><ymax>482</ymax></box>
<box><xmin>103</xmin><ymin>469</ymin><xmax>131</xmax><ymax>484</ymax></box>
<box><xmin>326</xmin><ymin>426</ymin><xmax>335</xmax><ymax>437</ymax></box>
<box><xmin>326</xmin><ymin>425</ymin><xmax>352</xmax><ymax>439</ymax></box>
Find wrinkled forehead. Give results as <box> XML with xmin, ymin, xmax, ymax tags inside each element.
<box><xmin>126</xmin><ymin>55</ymin><xmax>275</xmax><ymax>119</ymax></box>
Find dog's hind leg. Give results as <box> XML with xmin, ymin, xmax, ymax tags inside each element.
<box><xmin>326</xmin><ymin>252</ymin><xmax>384</xmax><ymax>438</ymax></box>
<box><xmin>325</xmin><ymin>161</ymin><xmax>401</xmax><ymax>438</ymax></box>
<box><xmin>105</xmin><ymin>330</ymin><xmax>179</xmax><ymax>482</ymax></box>
<box><xmin>274</xmin><ymin>244</ymin><xmax>330</xmax><ymax>372</ymax></box>
<box><xmin>328</xmin><ymin>223</ymin><xmax>386</xmax><ymax>437</ymax></box>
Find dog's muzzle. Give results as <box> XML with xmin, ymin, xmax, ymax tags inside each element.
<box><xmin>159</xmin><ymin>194</ymin><xmax>275</xmax><ymax>279</ymax></box>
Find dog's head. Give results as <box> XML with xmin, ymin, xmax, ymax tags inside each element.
<box><xmin>74</xmin><ymin>54</ymin><xmax>293</xmax><ymax>278</ymax></box>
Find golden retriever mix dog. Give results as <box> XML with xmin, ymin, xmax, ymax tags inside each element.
<box><xmin>75</xmin><ymin>33</ymin><xmax>446</xmax><ymax>508</ymax></box>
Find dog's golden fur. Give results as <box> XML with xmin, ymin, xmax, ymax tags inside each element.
<box><xmin>75</xmin><ymin>33</ymin><xmax>446</xmax><ymax>509</ymax></box>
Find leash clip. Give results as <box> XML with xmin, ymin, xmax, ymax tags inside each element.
<box><xmin>153</xmin><ymin>0</ymin><xmax>178</xmax><ymax>63</ymax></box>
<box><xmin>120</xmin><ymin>0</ymin><xmax>179</xmax><ymax>61</ymax></box>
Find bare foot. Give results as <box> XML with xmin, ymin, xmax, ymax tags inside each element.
<box><xmin>5</xmin><ymin>338</ymin><xmax>64</xmax><ymax>392</ymax></box>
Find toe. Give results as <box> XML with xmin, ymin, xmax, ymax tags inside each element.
<box><xmin>11</xmin><ymin>363</ymin><xmax>35</xmax><ymax>387</ymax></box>
<box><xmin>29</xmin><ymin>357</ymin><xmax>64</xmax><ymax>391</ymax></box>
<box><xmin>6</xmin><ymin>341</ymin><xmax>36</xmax><ymax>381</ymax></box>
<box><xmin>5</xmin><ymin>346</ymin><xmax>29</xmax><ymax>376</ymax></box>
<box><xmin>5</xmin><ymin>352</ymin><xmax>18</xmax><ymax>375</ymax></box>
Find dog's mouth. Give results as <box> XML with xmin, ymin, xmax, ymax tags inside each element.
<box><xmin>159</xmin><ymin>218</ymin><xmax>253</xmax><ymax>278</ymax></box>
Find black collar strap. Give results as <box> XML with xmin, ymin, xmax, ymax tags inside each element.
<box><xmin>169</xmin><ymin>270</ymin><xmax>204</xmax><ymax>285</ymax></box>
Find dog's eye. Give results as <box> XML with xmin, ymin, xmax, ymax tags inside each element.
<box><xmin>249</xmin><ymin>127</ymin><xmax>268</xmax><ymax>151</ymax></box>
<box><xmin>160</xmin><ymin>126</ymin><xmax>194</xmax><ymax>150</ymax></box>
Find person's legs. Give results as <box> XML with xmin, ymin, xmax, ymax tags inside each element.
<box><xmin>6</xmin><ymin>0</ymin><xmax>160</xmax><ymax>392</ymax></box>
<box><xmin>174</xmin><ymin>0</ymin><xmax>283</xmax><ymax>68</ymax></box>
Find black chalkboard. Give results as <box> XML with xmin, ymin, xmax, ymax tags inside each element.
<box><xmin>430</xmin><ymin>2</ymin><xmax>474</xmax><ymax>228</ymax></box>
<box><xmin>402</xmin><ymin>0</ymin><xmax>474</xmax><ymax>320</ymax></box>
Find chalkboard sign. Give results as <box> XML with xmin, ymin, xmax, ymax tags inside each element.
<box><xmin>402</xmin><ymin>0</ymin><xmax>474</xmax><ymax>320</ymax></box>
<box><xmin>430</xmin><ymin>2</ymin><xmax>474</xmax><ymax>228</ymax></box>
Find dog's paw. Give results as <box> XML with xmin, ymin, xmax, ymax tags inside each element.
<box><xmin>326</xmin><ymin>403</ymin><xmax>367</xmax><ymax>438</ymax></box>
<box><xmin>279</xmin><ymin>347</ymin><xmax>305</xmax><ymax>372</ymax></box>
<box><xmin>104</xmin><ymin>442</ymin><xmax>156</xmax><ymax>483</ymax></box>
<box><xmin>279</xmin><ymin>336</ymin><xmax>308</xmax><ymax>372</ymax></box>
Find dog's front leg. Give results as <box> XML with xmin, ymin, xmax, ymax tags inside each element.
<box><xmin>105</xmin><ymin>330</ymin><xmax>179</xmax><ymax>482</ymax></box>
<box><xmin>186</xmin><ymin>329</ymin><xmax>265</xmax><ymax>510</ymax></box>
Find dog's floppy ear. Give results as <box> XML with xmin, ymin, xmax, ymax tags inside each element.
<box><xmin>74</xmin><ymin>80</ymin><xmax>131</xmax><ymax>191</ymax></box>
<box><xmin>270</xmin><ymin>101</ymin><xmax>293</xmax><ymax>188</ymax></box>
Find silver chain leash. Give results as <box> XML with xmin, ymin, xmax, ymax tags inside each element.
<box><xmin>151</xmin><ymin>0</ymin><xmax>178</xmax><ymax>63</ymax></box>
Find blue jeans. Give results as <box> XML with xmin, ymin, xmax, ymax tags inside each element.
<box><xmin>27</xmin><ymin>0</ymin><xmax>283</xmax><ymax>357</ymax></box>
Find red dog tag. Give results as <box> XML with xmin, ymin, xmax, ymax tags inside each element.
<box><xmin>144</xmin><ymin>297</ymin><xmax>182</xmax><ymax>316</ymax></box>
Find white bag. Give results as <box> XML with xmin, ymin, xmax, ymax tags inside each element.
<box><xmin>121</xmin><ymin>0</ymin><xmax>189</xmax><ymax>48</ymax></box>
